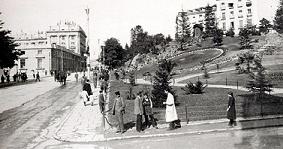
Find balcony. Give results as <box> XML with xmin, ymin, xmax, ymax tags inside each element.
<box><xmin>238</xmin><ymin>15</ymin><xmax>244</xmax><ymax>18</ymax></box>
<box><xmin>247</xmin><ymin>14</ymin><xmax>252</xmax><ymax>17</ymax></box>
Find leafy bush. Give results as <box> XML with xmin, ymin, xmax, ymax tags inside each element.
<box><xmin>225</xmin><ymin>28</ymin><xmax>235</xmax><ymax>37</ymax></box>
<box><xmin>182</xmin><ymin>80</ymin><xmax>207</xmax><ymax>94</ymax></box>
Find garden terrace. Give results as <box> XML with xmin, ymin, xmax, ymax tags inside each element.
<box><xmin>107</xmin><ymin>79</ymin><xmax>283</xmax><ymax>130</ymax></box>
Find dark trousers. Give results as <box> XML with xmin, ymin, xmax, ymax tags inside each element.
<box><xmin>136</xmin><ymin>114</ymin><xmax>142</xmax><ymax>132</ymax></box>
<box><xmin>99</xmin><ymin>103</ymin><xmax>104</xmax><ymax>113</ymax></box>
<box><xmin>229</xmin><ymin>119</ymin><xmax>237</xmax><ymax>126</ymax></box>
<box><xmin>116</xmin><ymin>111</ymin><xmax>124</xmax><ymax>132</ymax></box>
<box><xmin>144</xmin><ymin>114</ymin><xmax>157</xmax><ymax>128</ymax></box>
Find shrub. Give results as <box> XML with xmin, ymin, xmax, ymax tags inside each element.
<box><xmin>182</xmin><ymin>80</ymin><xmax>207</xmax><ymax>94</ymax></box>
<box><xmin>225</xmin><ymin>28</ymin><xmax>235</xmax><ymax>37</ymax></box>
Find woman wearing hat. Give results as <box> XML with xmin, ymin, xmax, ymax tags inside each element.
<box><xmin>227</xmin><ymin>91</ymin><xmax>237</xmax><ymax>126</ymax></box>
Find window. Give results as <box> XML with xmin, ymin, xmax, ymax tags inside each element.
<box><xmin>31</xmin><ymin>42</ymin><xmax>35</xmax><ymax>45</ymax></box>
<box><xmin>20</xmin><ymin>59</ymin><xmax>25</xmax><ymax>68</ymax></box>
<box><xmin>230</xmin><ymin>11</ymin><xmax>234</xmax><ymax>18</ymax></box>
<box><xmin>228</xmin><ymin>3</ymin><xmax>234</xmax><ymax>9</ymax></box>
<box><xmin>223</xmin><ymin>22</ymin><xmax>226</xmax><ymax>31</ymax></box>
<box><xmin>238</xmin><ymin>10</ymin><xmax>243</xmax><ymax>18</ymax></box>
<box><xmin>61</xmin><ymin>42</ymin><xmax>65</xmax><ymax>45</ymax></box>
<box><xmin>38</xmin><ymin>50</ymin><xmax>42</xmax><ymax>54</ymax></box>
<box><xmin>238</xmin><ymin>0</ymin><xmax>241</xmax><ymax>2</ymax></box>
<box><xmin>221</xmin><ymin>2</ymin><xmax>225</xmax><ymax>5</ymax></box>
<box><xmin>239</xmin><ymin>20</ymin><xmax>243</xmax><ymax>28</ymax></box>
<box><xmin>61</xmin><ymin>36</ymin><xmax>66</xmax><ymax>40</ymax></box>
<box><xmin>247</xmin><ymin>9</ymin><xmax>252</xmax><ymax>14</ymax></box>
<box><xmin>246</xmin><ymin>1</ymin><xmax>252</xmax><ymax>7</ymax></box>
<box><xmin>70</xmin><ymin>35</ymin><xmax>76</xmax><ymax>40</ymax></box>
<box><xmin>71</xmin><ymin>42</ymin><xmax>75</xmax><ymax>45</ymax></box>
<box><xmin>247</xmin><ymin>19</ymin><xmax>252</xmax><ymax>26</ymax></box>
<box><xmin>37</xmin><ymin>59</ymin><xmax>42</xmax><ymax>69</ymax></box>
<box><xmin>231</xmin><ymin>22</ymin><xmax>235</xmax><ymax>29</ymax></box>
<box><xmin>222</xmin><ymin>12</ymin><xmax>226</xmax><ymax>20</ymax></box>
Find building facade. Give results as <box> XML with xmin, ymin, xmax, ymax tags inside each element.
<box><xmin>215</xmin><ymin>0</ymin><xmax>259</xmax><ymax>34</ymax></box>
<box><xmin>177</xmin><ymin>0</ymin><xmax>259</xmax><ymax>35</ymax></box>
<box><xmin>14</xmin><ymin>21</ymin><xmax>87</xmax><ymax>77</ymax></box>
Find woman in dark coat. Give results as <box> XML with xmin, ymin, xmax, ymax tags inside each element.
<box><xmin>143</xmin><ymin>93</ymin><xmax>158</xmax><ymax>129</ymax></box>
<box><xmin>227</xmin><ymin>91</ymin><xmax>236</xmax><ymax>126</ymax></box>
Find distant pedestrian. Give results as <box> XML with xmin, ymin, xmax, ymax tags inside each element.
<box><xmin>112</xmin><ymin>91</ymin><xmax>126</xmax><ymax>134</ymax></box>
<box><xmin>1</xmin><ymin>75</ymin><xmax>5</xmax><ymax>83</ymax></box>
<box><xmin>36</xmin><ymin>72</ymin><xmax>40</xmax><ymax>82</ymax></box>
<box><xmin>75</xmin><ymin>72</ymin><xmax>79</xmax><ymax>82</ymax></box>
<box><xmin>6</xmin><ymin>75</ymin><xmax>10</xmax><ymax>83</ymax></box>
<box><xmin>81</xmin><ymin>75</ymin><xmax>86</xmax><ymax>87</ymax></box>
<box><xmin>134</xmin><ymin>91</ymin><xmax>143</xmax><ymax>132</ymax></box>
<box><xmin>98</xmin><ymin>90</ymin><xmax>105</xmax><ymax>114</ymax></box>
<box><xmin>93</xmin><ymin>72</ymin><xmax>97</xmax><ymax>88</ymax></box>
<box><xmin>227</xmin><ymin>91</ymin><xmax>237</xmax><ymax>127</ymax></box>
<box><xmin>83</xmin><ymin>79</ymin><xmax>92</xmax><ymax>96</ymax></box>
<box><xmin>143</xmin><ymin>93</ymin><xmax>158</xmax><ymax>129</ymax></box>
<box><xmin>163</xmin><ymin>90</ymin><xmax>178</xmax><ymax>130</ymax></box>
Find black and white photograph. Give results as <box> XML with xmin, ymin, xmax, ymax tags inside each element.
<box><xmin>0</xmin><ymin>0</ymin><xmax>283</xmax><ymax>148</ymax></box>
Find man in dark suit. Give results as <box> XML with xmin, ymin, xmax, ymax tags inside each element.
<box><xmin>83</xmin><ymin>79</ymin><xmax>92</xmax><ymax>96</ymax></box>
<box><xmin>98</xmin><ymin>90</ymin><xmax>105</xmax><ymax>113</ymax></box>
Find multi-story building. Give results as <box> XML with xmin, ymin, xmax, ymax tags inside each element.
<box><xmin>14</xmin><ymin>21</ymin><xmax>87</xmax><ymax>77</ymax></box>
<box><xmin>215</xmin><ymin>0</ymin><xmax>259</xmax><ymax>34</ymax></box>
<box><xmin>47</xmin><ymin>21</ymin><xmax>87</xmax><ymax>56</ymax></box>
<box><xmin>177</xmin><ymin>0</ymin><xmax>259</xmax><ymax>35</ymax></box>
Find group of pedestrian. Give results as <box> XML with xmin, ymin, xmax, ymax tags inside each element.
<box><xmin>134</xmin><ymin>91</ymin><xmax>158</xmax><ymax>132</ymax></box>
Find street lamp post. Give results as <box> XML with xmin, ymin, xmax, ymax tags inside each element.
<box><xmin>85</xmin><ymin>7</ymin><xmax>91</xmax><ymax>79</ymax></box>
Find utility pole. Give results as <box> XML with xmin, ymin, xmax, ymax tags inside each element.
<box><xmin>85</xmin><ymin>7</ymin><xmax>91</xmax><ymax>79</ymax></box>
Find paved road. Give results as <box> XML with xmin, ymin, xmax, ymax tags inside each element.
<box><xmin>103</xmin><ymin>126</ymin><xmax>283</xmax><ymax>149</ymax></box>
<box><xmin>27</xmin><ymin>126</ymin><xmax>282</xmax><ymax>149</ymax></box>
<box><xmin>0</xmin><ymin>80</ymin><xmax>81</xmax><ymax>149</ymax></box>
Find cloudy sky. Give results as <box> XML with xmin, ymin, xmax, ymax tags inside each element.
<box><xmin>0</xmin><ymin>0</ymin><xmax>279</xmax><ymax>60</ymax></box>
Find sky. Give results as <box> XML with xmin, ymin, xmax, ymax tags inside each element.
<box><xmin>0</xmin><ymin>0</ymin><xmax>279</xmax><ymax>60</ymax></box>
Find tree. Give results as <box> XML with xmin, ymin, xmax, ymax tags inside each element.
<box><xmin>165</xmin><ymin>35</ymin><xmax>173</xmax><ymax>43</ymax></box>
<box><xmin>274</xmin><ymin>0</ymin><xmax>283</xmax><ymax>34</ymax></box>
<box><xmin>246</xmin><ymin>67</ymin><xmax>272</xmax><ymax>96</ymax></box>
<box><xmin>239</xmin><ymin>27</ymin><xmax>252</xmax><ymax>49</ymax></box>
<box><xmin>101</xmin><ymin>38</ymin><xmax>125</xmax><ymax>69</ymax></box>
<box><xmin>259</xmin><ymin>18</ymin><xmax>272</xmax><ymax>34</ymax></box>
<box><xmin>176</xmin><ymin>11</ymin><xmax>191</xmax><ymax>50</ymax></box>
<box><xmin>236</xmin><ymin>52</ymin><xmax>255</xmax><ymax>73</ymax></box>
<box><xmin>213</xmin><ymin>28</ymin><xmax>223</xmax><ymax>46</ymax></box>
<box><xmin>204</xmin><ymin>5</ymin><xmax>217</xmax><ymax>38</ymax></box>
<box><xmin>152</xmin><ymin>59</ymin><xmax>176</xmax><ymax>107</ymax></box>
<box><xmin>0</xmin><ymin>15</ymin><xmax>22</xmax><ymax>68</ymax></box>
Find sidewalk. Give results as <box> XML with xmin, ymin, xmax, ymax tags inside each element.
<box><xmin>54</xmin><ymin>83</ymin><xmax>108</xmax><ymax>142</ymax></box>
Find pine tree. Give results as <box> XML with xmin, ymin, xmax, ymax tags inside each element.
<box><xmin>274</xmin><ymin>0</ymin><xmax>283</xmax><ymax>34</ymax></box>
<box><xmin>246</xmin><ymin>57</ymin><xmax>272</xmax><ymax>95</ymax></box>
<box><xmin>176</xmin><ymin>11</ymin><xmax>191</xmax><ymax>50</ymax></box>
<box><xmin>0</xmin><ymin>15</ymin><xmax>22</xmax><ymax>68</ymax></box>
<box><xmin>259</xmin><ymin>18</ymin><xmax>272</xmax><ymax>34</ymax></box>
<box><xmin>239</xmin><ymin>27</ymin><xmax>252</xmax><ymax>49</ymax></box>
<box><xmin>204</xmin><ymin>5</ymin><xmax>217</xmax><ymax>38</ymax></box>
<box><xmin>152</xmin><ymin>59</ymin><xmax>176</xmax><ymax>107</ymax></box>
<box><xmin>213</xmin><ymin>28</ymin><xmax>223</xmax><ymax>46</ymax></box>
